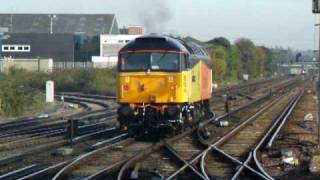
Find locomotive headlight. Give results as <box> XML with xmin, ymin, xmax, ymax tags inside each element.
<box><xmin>170</xmin><ymin>85</ymin><xmax>176</xmax><ymax>90</ymax></box>
<box><xmin>168</xmin><ymin>76</ymin><xmax>174</xmax><ymax>83</ymax></box>
<box><xmin>125</xmin><ymin>76</ymin><xmax>130</xmax><ymax>83</ymax></box>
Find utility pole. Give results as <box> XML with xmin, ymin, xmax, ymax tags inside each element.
<box><xmin>313</xmin><ymin>0</ymin><xmax>320</xmax><ymax>146</ymax></box>
<box><xmin>48</xmin><ymin>15</ymin><xmax>56</xmax><ymax>34</ymax></box>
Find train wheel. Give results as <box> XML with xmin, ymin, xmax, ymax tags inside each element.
<box><xmin>183</xmin><ymin>109</ymin><xmax>193</xmax><ymax>128</ymax></box>
<box><xmin>203</xmin><ymin>100</ymin><xmax>212</xmax><ymax>119</ymax></box>
<box><xmin>191</xmin><ymin>105</ymin><xmax>201</xmax><ymax>124</ymax></box>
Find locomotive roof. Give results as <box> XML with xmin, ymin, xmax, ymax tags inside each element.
<box><xmin>120</xmin><ymin>35</ymin><xmax>208</xmax><ymax>57</ymax></box>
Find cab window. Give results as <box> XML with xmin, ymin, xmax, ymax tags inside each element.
<box><xmin>120</xmin><ymin>53</ymin><xmax>149</xmax><ymax>71</ymax></box>
<box><xmin>119</xmin><ymin>53</ymin><xmax>180</xmax><ymax>72</ymax></box>
<box><xmin>151</xmin><ymin>53</ymin><xmax>179</xmax><ymax>71</ymax></box>
<box><xmin>180</xmin><ymin>54</ymin><xmax>190</xmax><ymax>70</ymax></box>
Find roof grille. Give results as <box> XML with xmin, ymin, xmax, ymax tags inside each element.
<box><xmin>136</xmin><ymin>37</ymin><xmax>167</xmax><ymax>44</ymax></box>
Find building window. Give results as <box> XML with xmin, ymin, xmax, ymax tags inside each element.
<box><xmin>119</xmin><ymin>40</ymin><xmax>124</xmax><ymax>43</ymax></box>
<box><xmin>125</xmin><ymin>40</ymin><xmax>130</xmax><ymax>43</ymax></box>
<box><xmin>2</xmin><ymin>45</ymin><xmax>31</xmax><ymax>52</ymax></box>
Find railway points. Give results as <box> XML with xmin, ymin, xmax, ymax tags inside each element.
<box><xmin>43</xmin><ymin>76</ymin><xmax>302</xmax><ymax>180</ymax></box>
<box><xmin>3</xmin><ymin>76</ymin><xmax>298</xmax><ymax>180</ymax></box>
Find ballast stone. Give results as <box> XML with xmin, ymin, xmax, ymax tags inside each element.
<box><xmin>54</xmin><ymin>147</ymin><xmax>74</xmax><ymax>156</ymax></box>
<box><xmin>309</xmin><ymin>154</ymin><xmax>320</xmax><ymax>174</ymax></box>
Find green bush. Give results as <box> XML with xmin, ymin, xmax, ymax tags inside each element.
<box><xmin>0</xmin><ymin>68</ymin><xmax>117</xmax><ymax>116</ymax></box>
<box><xmin>47</xmin><ymin>69</ymin><xmax>117</xmax><ymax>95</ymax></box>
<box><xmin>0</xmin><ymin>69</ymin><xmax>45</xmax><ymax>116</ymax></box>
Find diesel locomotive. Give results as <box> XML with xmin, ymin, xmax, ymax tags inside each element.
<box><xmin>117</xmin><ymin>35</ymin><xmax>212</xmax><ymax>138</ymax></box>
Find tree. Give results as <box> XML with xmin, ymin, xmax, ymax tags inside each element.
<box><xmin>207</xmin><ymin>37</ymin><xmax>231</xmax><ymax>49</ymax></box>
<box><xmin>256</xmin><ymin>46</ymin><xmax>267</xmax><ymax>78</ymax></box>
<box><xmin>209</xmin><ymin>45</ymin><xmax>228</xmax><ymax>82</ymax></box>
<box><xmin>228</xmin><ymin>45</ymin><xmax>241</xmax><ymax>80</ymax></box>
<box><xmin>235</xmin><ymin>38</ymin><xmax>259</xmax><ymax>79</ymax></box>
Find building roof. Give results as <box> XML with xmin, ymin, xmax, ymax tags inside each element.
<box><xmin>0</xmin><ymin>14</ymin><xmax>119</xmax><ymax>35</ymax></box>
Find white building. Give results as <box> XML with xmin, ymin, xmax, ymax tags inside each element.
<box><xmin>92</xmin><ymin>34</ymin><xmax>142</xmax><ymax>68</ymax></box>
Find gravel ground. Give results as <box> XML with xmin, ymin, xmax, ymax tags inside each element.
<box><xmin>261</xmin><ymin>80</ymin><xmax>319</xmax><ymax>179</ymax></box>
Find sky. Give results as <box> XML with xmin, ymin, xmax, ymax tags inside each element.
<box><xmin>0</xmin><ymin>0</ymin><xmax>315</xmax><ymax>50</ymax></box>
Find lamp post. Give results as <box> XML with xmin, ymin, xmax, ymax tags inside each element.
<box><xmin>0</xmin><ymin>34</ymin><xmax>10</xmax><ymax>80</ymax></box>
<box><xmin>48</xmin><ymin>15</ymin><xmax>56</xmax><ymax>34</ymax></box>
<box><xmin>313</xmin><ymin>0</ymin><xmax>320</xmax><ymax>146</ymax></box>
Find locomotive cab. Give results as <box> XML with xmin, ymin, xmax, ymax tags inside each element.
<box><xmin>117</xmin><ymin>35</ymin><xmax>212</xmax><ymax>139</ymax></box>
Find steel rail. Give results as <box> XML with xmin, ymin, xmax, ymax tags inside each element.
<box><xmin>231</xmin><ymin>90</ymin><xmax>303</xmax><ymax>180</ymax></box>
<box><xmin>91</xmin><ymin>133</ymin><xmax>128</xmax><ymax>149</ymax></box>
<box><xmin>52</xmin><ymin>136</ymin><xmax>133</xmax><ymax>180</ymax></box>
<box><xmin>0</xmin><ymin>128</ymin><xmax>122</xmax><ymax>167</ymax></box>
<box><xmin>231</xmin><ymin>152</ymin><xmax>253</xmax><ymax>180</ymax></box>
<box><xmin>164</xmin><ymin>143</ymin><xmax>208</xmax><ymax>180</ymax></box>
<box><xmin>0</xmin><ymin>95</ymin><xmax>94</xmax><ymax>130</ymax></box>
<box><xmin>52</xmin><ymin>77</ymin><xmax>295</xmax><ymax>180</ymax></box>
<box><xmin>0</xmin><ymin>109</ymin><xmax>116</xmax><ymax>139</ymax></box>
<box><xmin>18</xmin><ymin>134</ymin><xmax>128</xmax><ymax>180</ymax></box>
<box><xmin>252</xmin><ymin>90</ymin><xmax>304</xmax><ymax>180</ymax></box>
<box><xmin>116</xmin><ymin>128</ymin><xmax>196</xmax><ymax>180</ymax></box>
<box><xmin>57</xmin><ymin>92</ymin><xmax>116</xmax><ymax>100</ymax></box>
<box><xmin>0</xmin><ymin>164</ymin><xmax>39</xmax><ymax>179</ymax></box>
<box><xmin>158</xmin><ymin>78</ymin><xmax>300</xmax><ymax>180</ymax></box>
<box><xmin>84</xmin><ymin>156</ymin><xmax>134</xmax><ymax>180</ymax></box>
<box><xmin>163</xmin><ymin>93</ymin><xmax>274</xmax><ymax>180</ymax></box>
<box><xmin>199</xmin><ymin>93</ymin><xmax>282</xmax><ymax>180</ymax></box>
<box><xmin>0</xmin><ymin>113</ymin><xmax>117</xmax><ymax>150</ymax></box>
<box><xmin>18</xmin><ymin>161</ymin><xmax>70</xmax><ymax>180</ymax></box>
<box><xmin>57</xmin><ymin>95</ymin><xmax>110</xmax><ymax>108</ymax></box>
<box><xmin>201</xmin><ymin>92</ymin><xmax>296</xmax><ymax>180</ymax></box>
<box><xmin>266</xmin><ymin>91</ymin><xmax>304</xmax><ymax>148</ymax></box>
<box><xmin>72</xmin><ymin>127</ymin><xmax>117</xmax><ymax>142</ymax></box>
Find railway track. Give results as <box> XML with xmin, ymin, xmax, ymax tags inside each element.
<box><xmin>49</xmin><ymin>78</ymin><xmax>300</xmax><ymax>180</ymax></box>
<box><xmin>58</xmin><ymin>92</ymin><xmax>116</xmax><ymax>101</ymax></box>
<box><xmin>7</xmin><ymin>133</ymin><xmax>129</xmax><ymax>180</ymax></box>
<box><xmin>114</xmin><ymin>90</ymin><xmax>290</xmax><ymax>179</ymax></box>
<box><xmin>0</xmin><ymin>76</ymin><xmax>300</xmax><ymax>179</ymax></box>
<box><xmin>0</xmin><ymin>91</ymin><xmax>117</xmax><ymax>140</ymax></box>
<box><xmin>0</xmin><ymin>96</ymin><xmax>106</xmax><ymax>133</ymax></box>
<box><xmin>0</xmin><ymin>109</ymin><xmax>117</xmax><ymax>144</ymax></box>
<box><xmin>0</xmin><ymin>110</ymin><xmax>118</xmax><ymax>159</ymax></box>
<box><xmin>199</xmin><ymin>90</ymin><xmax>303</xmax><ymax>179</ymax></box>
<box><xmin>0</xmin><ymin>127</ymin><xmax>126</xmax><ymax>173</ymax></box>
<box><xmin>258</xmin><ymin>82</ymin><xmax>317</xmax><ymax>179</ymax></box>
<box><xmin>0</xmin><ymin>96</ymin><xmax>120</xmax><ymax>178</ymax></box>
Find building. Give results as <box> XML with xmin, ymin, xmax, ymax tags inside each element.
<box><xmin>120</xmin><ymin>26</ymin><xmax>144</xmax><ymax>35</ymax></box>
<box><xmin>0</xmin><ymin>14</ymin><xmax>120</xmax><ymax>62</ymax></box>
<box><xmin>1</xmin><ymin>33</ymin><xmax>75</xmax><ymax>62</ymax></box>
<box><xmin>92</xmin><ymin>34</ymin><xmax>142</xmax><ymax>68</ymax></box>
<box><xmin>0</xmin><ymin>14</ymin><xmax>119</xmax><ymax>35</ymax></box>
<box><xmin>0</xmin><ymin>57</ymin><xmax>53</xmax><ymax>73</ymax></box>
<box><xmin>279</xmin><ymin>61</ymin><xmax>319</xmax><ymax>75</ymax></box>
<box><xmin>128</xmin><ymin>26</ymin><xmax>144</xmax><ymax>35</ymax></box>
